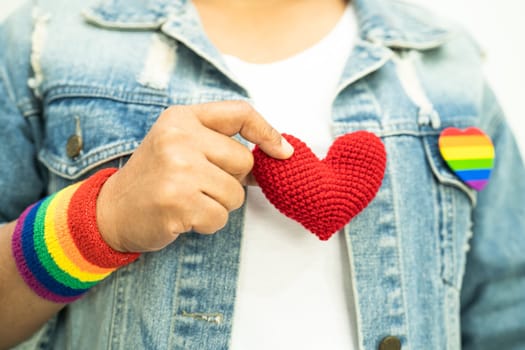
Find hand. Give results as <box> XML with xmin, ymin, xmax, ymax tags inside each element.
<box><xmin>96</xmin><ymin>101</ymin><xmax>293</xmax><ymax>253</ymax></box>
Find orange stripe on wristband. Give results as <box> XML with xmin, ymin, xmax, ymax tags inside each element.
<box><xmin>54</xmin><ymin>182</ymin><xmax>115</xmax><ymax>275</ymax></box>
<box><xmin>12</xmin><ymin>168</ymin><xmax>140</xmax><ymax>303</ymax></box>
<box><xmin>46</xmin><ymin>182</ymin><xmax>113</xmax><ymax>281</ymax></box>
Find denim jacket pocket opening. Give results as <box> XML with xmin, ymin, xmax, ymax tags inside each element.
<box><xmin>38</xmin><ymin>91</ymin><xmax>167</xmax><ymax>182</ymax></box>
<box><xmin>421</xmin><ymin>129</ymin><xmax>477</xmax><ymax>289</ymax></box>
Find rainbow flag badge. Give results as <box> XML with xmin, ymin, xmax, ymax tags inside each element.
<box><xmin>438</xmin><ymin>127</ymin><xmax>495</xmax><ymax>191</ymax></box>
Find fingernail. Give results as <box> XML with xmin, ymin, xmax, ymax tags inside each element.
<box><xmin>281</xmin><ymin>137</ymin><xmax>294</xmax><ymax>157</ymax></box>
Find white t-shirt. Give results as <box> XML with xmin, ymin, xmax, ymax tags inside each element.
<box><xmin>225</xmin><ymin>5</ymin><xmax>359</xmax><ymax>350</ymax></box>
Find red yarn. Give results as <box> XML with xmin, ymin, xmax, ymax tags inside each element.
<box><xmin>68</xmin><ymin>168</ymin><xmax>140</xmax><ymax>268</ymax></box>
<box><xmin>252</xmin><ymin>132</ymin><xmax>386</xmax><ymax>240</ymax></box>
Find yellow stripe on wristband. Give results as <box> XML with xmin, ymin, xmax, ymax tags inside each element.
<box><xmin>46</xmin><ymin>182</ymin><xmax>114</xmax><ymax>280</ymax></box>
<box><xmin>12</xmin><ymin>168</ymin><xmax>138</xmax><ymax>303</ymax></box>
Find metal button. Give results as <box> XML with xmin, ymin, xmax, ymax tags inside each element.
<box><xmin>379</xmin><ymin>336</ymin><xmax>401</xmax><ymax>350</ymax></box>
<box><xmin>66</xmin><ymin>134</ymin><xmax>83</xmax><ymax>158</ymax></box>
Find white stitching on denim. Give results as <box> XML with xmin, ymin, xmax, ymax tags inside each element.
<box><xmin>181</xmin><ymin>311</ymin><xmax>223</xmax><ymax>325</ymax></box>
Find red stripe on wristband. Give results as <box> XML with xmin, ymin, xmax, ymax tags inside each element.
<box><xmin>67</xmin><ymin>168</ymin><xmax>140</xmax><ymax>268</ymax></box>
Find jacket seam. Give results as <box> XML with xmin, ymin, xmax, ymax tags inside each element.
<box><xmin>39</xmin><ymin>142</ymin><xmax>139</xmax><ymax>180</ymax></box>
<box><xmin>167</xmin><ymin>237</ymin><xmax>186</xmax><ymax>348</ymax></box>
<box><xmin>43</xmin><ymin>84</ymin><xmax>169</xmax><ymax>107</ymax></box>
<box><xmin>387</xmin><ymin>145</ymin><xmax>411</xmax><ymax>347</ymax></box>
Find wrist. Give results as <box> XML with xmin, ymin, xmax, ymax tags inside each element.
<box><xmin>96</xmin><ymin>171</ymin><xmax>126</xmax><ymax>253</ymax></box>
<box><xmin>67</xmin><ymin>168</ymin><xmax>140</xmax><ymax>267</ymax></box>
<box><xmin>11</xmin><ymin>168</ymin><xmax>140</xmax><ymax>303</ymax></box>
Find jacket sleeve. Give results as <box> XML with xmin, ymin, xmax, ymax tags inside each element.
<box><xmin>0</xmin><ymin>2</ymin><xmax>46</xmax><ymax>224</ymax></box>
<box><xmin>460</xmin><ymin>83</ymin><xmax>525</xmax><ymax>349</ymax></box>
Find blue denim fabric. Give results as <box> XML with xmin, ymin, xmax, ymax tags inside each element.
<box><xmin>1</xmin><ymin>0</ymin><xmax>524</xmax><ymax>349</ymax></box>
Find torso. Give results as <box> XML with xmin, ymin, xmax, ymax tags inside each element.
<box><xmin>224</xmin><ymin>6</ymin><xmax>359</xmax><ymax>349</ymax></box>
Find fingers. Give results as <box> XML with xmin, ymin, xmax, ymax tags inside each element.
<box><xmin>188</xmin><ymin>101</ymin><xmax>294</xmax><ymax>159</ymax></box>
<box><xmin>166</xmin><ymin>155</ymin><xmax>244</xmax><ymax>235</ymax></box>
<box><xmin>100</xmin><ymin>101</ymin><xmax>281</xmax><ymax>252</ymax></box>
<box><xmin>190</xmin><ymin>193</ymin><xmax>230</xmax><ymax>234</ymax></box>
<box><xmin>196</xmin><ymin>159</ymin><xmax>246</xmax><ymax>212</ymax></box>
<box><xmin>189</xmin><ymin>128</ymin><xmax>254</xmax><ymax>180</ymax></box>
<box><xmin>173</xmin><ymin>174</ymin><xmax>241</xmax><ymax>235</ymax></box>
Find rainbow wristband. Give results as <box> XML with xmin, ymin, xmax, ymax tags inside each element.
<box><xmin>12</xmin><ymin>168</ymin><xmax>140</xmax><ymax>303</ymax></box>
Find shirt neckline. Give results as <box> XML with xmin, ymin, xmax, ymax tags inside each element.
<box><xmin>222</xmin><ymin>3</ymin><xmax>356</xmax><ymax>69</ymax></box>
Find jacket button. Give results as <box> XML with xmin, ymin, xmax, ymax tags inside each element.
<box><xmin>379</xmin><ymin>336</ymin><xmax>401</xmax><ymax>350</ymax></box>
<box><xmin>66</xmin><ymin>135</ymin><xmax>83</xmax><ymax>158</ymax></box>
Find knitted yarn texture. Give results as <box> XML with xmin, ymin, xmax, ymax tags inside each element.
<box><xmin>12</xmin><ymin>168</ymin><xmax>139</xmax><ymax>303</ymax></box>
<box><xmin>252</xmin><ymin>132</ymin><xmax>386</xmax><ymax>240</ymax></box>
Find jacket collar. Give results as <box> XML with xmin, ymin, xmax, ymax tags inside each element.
<box><xmin>83</xmin><ymin>0</ymin><xmax>182</xmax><ymax>29</ymax></box>
<box><xmin>84</xmin><ymin>0</ymin><xmax>452</xmax><ymax>50</ymax></box>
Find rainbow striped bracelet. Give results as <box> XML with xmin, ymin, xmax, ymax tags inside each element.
<box><xmin>12</xmin><ymin>168</ymin><xmax>140</xmax><ymax>303</ymax></box>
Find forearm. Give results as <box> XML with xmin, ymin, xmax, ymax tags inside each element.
<box><xmin>0</xmin><ymin>169</ymin><xmax>140</xmax><ymax>349</ymax></box>
<box><xmin>0</xmin><ymin>221</ymin><xmax>65</xmax><ymax>349</ymax></box>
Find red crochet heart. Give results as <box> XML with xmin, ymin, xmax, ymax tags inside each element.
<box><xmin>252</xmin><ymin>132</ymin><xmax>386</xmax><ymax>240</ymax></box>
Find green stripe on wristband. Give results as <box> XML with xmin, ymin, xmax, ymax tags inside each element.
<box><xmin>33</xmin><ymin>194</ymin><xmax>98</xmax><ymax>290</ymax></box>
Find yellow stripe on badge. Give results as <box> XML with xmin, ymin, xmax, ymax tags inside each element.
<box><xmin>439</xmin><ymin>145</ymin><xmax>495</xmax><ymax>160</ymax></box>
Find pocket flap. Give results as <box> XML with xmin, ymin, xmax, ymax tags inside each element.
<box><xmin>422</xmin><ymin>126</ymin><xmax>478</xmax><ymax>205</ymax></box>
<box><xmin>39</xmin><ymin>91</ymin><xmax>167</xmax><ymax>180</ymax></box>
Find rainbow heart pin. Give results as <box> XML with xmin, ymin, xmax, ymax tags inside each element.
<box><xmin>438</xmin><ymin>127</ymin><xmax>495</xmax><ymax>191</ymax></box>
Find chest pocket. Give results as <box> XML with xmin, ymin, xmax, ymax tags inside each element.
<box><xmin>334</xmin><ymin>102</ymin><xmax>477</xmax><ymax>290</ymax></box>
<box><xmin>393</xmin><ymin>49</ymin><xmax>479</xmax><ymax>289</ymax></box>
<box><xmin>422</xmin><ymin>120</ymin><xmax>477</xmax><ymax>289</ymax></box>
<box><xmin>38</xmin><ymin>86</ymin><xmax>169</xmax><ymax>193</ymax></box>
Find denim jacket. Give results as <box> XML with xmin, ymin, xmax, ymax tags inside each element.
<box><xmin>1</xmin><ymin>0</ymin><xmax>524</xmax><ymax>349</ymax></box>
